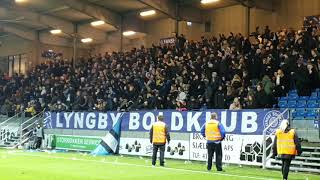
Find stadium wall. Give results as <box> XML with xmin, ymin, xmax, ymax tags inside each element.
<box><xmin>275</xmin><ymin>0</ymin><xmax>320</xmax><ymax>30</ymax></box>
<box><xmin>0</xmin><ymin>34</ymin><xmax>88</xmax><ymax>66</ymax></box>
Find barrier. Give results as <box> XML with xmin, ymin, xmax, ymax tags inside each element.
<box><xmin>44</xmin><ymin>109</ymin><xmax>289</xmax><ymax>166</ymax></box>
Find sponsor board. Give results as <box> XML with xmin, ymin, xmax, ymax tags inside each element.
<box><xmin>119</xmin><ymin>138</ymin><xmax>189</xmax><ymax>160</ymax></box>
<box><xmin>54</xmin><ymin>135</ymin><xmax>100</xmax><ymax>151</ymax></box>
<box><xmin>189</xmin><ymin>133</ymin><xmax>274</xmax><ymax>165</ymax></box>
<box><xmin>44</xmin><ymin>109</ymin><xmax>287</xmax><ymax>135</ymax></box>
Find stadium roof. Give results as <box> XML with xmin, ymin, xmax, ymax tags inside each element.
<box><xmin>0</xmin><ymin>0</ymin><xmax>274</xmax><ymax>44</ymax></box>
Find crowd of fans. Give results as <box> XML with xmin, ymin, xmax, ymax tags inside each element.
<box><xmin>0</xmin><ymin>26</ymin><xmax>320</xmax><ymax>114</ymax></box>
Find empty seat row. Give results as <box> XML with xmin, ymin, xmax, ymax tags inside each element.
<box><xmin>278</xmin><ymin>100</ymin><xmax>320</xmax><ymax>108</ymax></box>
<box><xmin>292</xmin><ymin>108</ymin><xmax>319</xmax><ymax>120</ymax></box>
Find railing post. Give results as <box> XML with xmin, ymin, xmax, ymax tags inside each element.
<box><xmin>262</xmin><ymin>130</ymin><xmax>267</xmax><ymax>169</ymax></box>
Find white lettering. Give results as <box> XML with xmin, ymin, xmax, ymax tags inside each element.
<box><xmin>171</xmin><ymin>112</ymin><xmax>183</xmax><ymax>131</ymax></box>
<box><xmin>187</xmin><ymin>112</ymin><xmax>202</xmax><ymax>131</ymax></box>
<box><xmin>56</xmin><ymin>112</ymin><xmax>63</xmax><ymax>128</ymax></box>
<box><xmin>74</xmin><ymin>113</ymin><xmax>84</xmax><ymax>129</ymax></box>
<box><xmin>110</xmin><ymin>113</ymin><xmax>122</xmax><ymax>126</ymax></box>
<box><xmin>129</xmin><ymin>113</ymin><xmax>140</xmax><ymax>130</ymax></box>
<box><xmin>98</xmin><ymin>113</ymin><xmax>108</xmax><ymax>129</ymax></box>
<box><xmin>142</xmin><ymin>112</ymin><xmax>155</xmax><ymax>130</ymax></box>
<box><xmin>86</xmin><ymin>113</ymin><xmax>96</xmax><ymax>129</ymax></box>
<box><xmin>241</xmin><ymin>112</ymin><xmax>258</xmax><ymax>133</ymax></box>
<box><xmin>64</xmin><ymin>112</ymin><xmax>74</xmax><ymax>128</ymax></box>
<box><xmin>221</xmin><ymin>111</ymin><xmax>237</xmax><ymax>132</ymax></box>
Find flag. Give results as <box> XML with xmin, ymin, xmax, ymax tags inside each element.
<box><xmin>91</xmin><ymin>114</ymin><xmax>123</xmax><ymax>156</ymax></box>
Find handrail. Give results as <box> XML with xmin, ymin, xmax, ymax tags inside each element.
<box><xmin>262</xmin><ymin>108</ymin><xmax>289</xmax><ymax>169</ymax></box>
<box><xmin>0</xmin><ymin>111</ymin><xmax>23</xmax><ymax>127</ymax></box>
<box><xmin>18</xmin><ymin>109</ymin><xmax>45</xmax><ymax>147</ymax></box>
<box><xmin>21</xmin><ymin>109</ymin><xmax>45</xmax><ymax>127</ymax></box>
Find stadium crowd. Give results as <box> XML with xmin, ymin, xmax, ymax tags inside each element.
<box><xmin>0</xmin><ymin>26</ymin><xmax>320</xmax><ymax>114</ymax></box>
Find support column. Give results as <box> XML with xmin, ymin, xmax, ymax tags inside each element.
<box><xmin>33</xmin><ymin>30</ymin><xmax>40</xmax><ymax>67</ymax></box>
<box><xmin>247</xmin><ymin>6</ymin><xmax>251</xmax><ymax>37</ymax></box>
<box><xmin>73</xmin><ymin>23</ymin><xmax>78</xmax><ymax>67</ymax></box>
<box><xmin>175</xmin><ymin>2</ymin><xmax>179</xmax><ymax>35</ymax></box>
<box><xmin>120</xmin><ymin>16</ymin><xmax>124</xmax><ymax>52</ymax></box>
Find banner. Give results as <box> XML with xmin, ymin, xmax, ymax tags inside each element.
<box><xmin>44</xmin><ymin>109</ymin><xmax>288</xmax><ymax>135</ymax></box>
<box><xmin>119</xmin><ymin>138</ymin><xmax>190</xmax><ymax>160</ymax></box>
<box><xmin>54</xmin><ymin>135</ymin><xmax>100</xmax><ymax>151</ymax></box>
<box><xmin>160</xmin><ymin>37</ymin><xmax>175</xmax><ymax>45</ymax></box>
<box><xmin>189</xmin><ymin>133</ymin><xmax>274</xmax><ymax>165</ymax></box>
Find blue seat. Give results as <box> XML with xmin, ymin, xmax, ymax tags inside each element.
<box><xmin>287</xmin><ymin>100</ymin><xmax>297</xmax><ymax>108</ymax></box>
<box><xmin>309</xmin><ymin>96</ymin><xmax>319</xmax><ymax>100</ymax></box>
<box><xmin>307</xmin><ymin>100</ymin><xmax>319</xmax><ymax>108</ymax></box>
<box><xmin>278</xmin><ymin>100</ymin><xmax>287</xmax><ymax>108</ymax></box>
<box><xmin>280</xmin><ymin>96</ymin><xmax>289</xmax><ymax>101</ymax></box>
<box><xmin>292</xmin><ymin>109</ymin><xmax>305</xmax><ymax>119</ymax></box>
<box><xmin>305</xmin><ymin>109</ymin><xmax>318</xmax><ymax>120</ymax></box>
<box><xmin>316</xmin><ymin>88</ymin><xmax>320</xmax><ymax>93</ymax></box>
<box><xmin>311</xmin><ymin>92</ymin><xmax>318</xmax><ymax>97</ymax></box>
<box><xmin>288</xmin><ymin>94</ymin><xmax>299</xmax><ymax>100</ymax></box>
<box><xmin>296</xmin><ymin>100</ymin><xmax>307</xmax><ymax>108</ymax></box>
<box><xmin>299</xmin><ymin>96</ymin><xmax>309</xmax><ymax>100</ymax></box>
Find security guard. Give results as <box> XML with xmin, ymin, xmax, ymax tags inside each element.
<box><xmin>150</xmin><ymin>115</ymin><xmax>170</xmax><ymax>167</ymax></box>
<box><xmin>201</xmin><ymin>112</ymin><xmax>225</xmax><ymax>171</ymax></box>
<box><xmin>272</xmin><ymin>120</ymin><xmax>302</xmax><ymax>180</ymax></box>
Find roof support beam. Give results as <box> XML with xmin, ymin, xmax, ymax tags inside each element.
<box><xmin>0</xmin><ymin>7</ymin><xmax>74</xmax><ymax>34</ymax></box>
<box><xmin>136</xmin><ymin>0</ymin><xmax>203</xmax><ymax>23</ymax></box>
<box><xmin>137</xmin><ymin>0</ymin><xmax>177</xmax><ymax>19</ymax></box>
<box><xmin>0</xmin><ymin>24</ymin><xmax>36</xmax><ymax>41</ymax></box>
<box><xmin>60</xmin><ymin>0</ymin><xmax>121</xmax><ymax>29</ymax></box>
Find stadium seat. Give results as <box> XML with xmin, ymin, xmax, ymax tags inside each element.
<box><xmin>280</xmin><ymin>96</ymin><xmax>289</xmax><ymax>101</ymax></box>
<box><xmin>310</xmin><ymin>92</ymin><xmax>318</xmax><ymax>97</ymax></box>
<box><xmin>307</xmin><ymin>100</ymin><xmax>319</xmax><ymax>108</ymax></box>
<box><xmin>288</xmin><ymin>94</ymin><xmax>299</xmax><ymax>100</ymax></box>
<box><xmin>278</xmin><ymin>100</ymin><xmax>287</xmax><ymax>108</ymax></box>
<box><xmin>309</xmin><ymin>96</ymin><xmax>319</xmax><ymax>100</ymax></box>
<box><xmin>287</xmin><ymin>100</ymin><xmax>297</xmax><ymax>108</ymax></box>
<box><xmin>296</xmin><ymin>100</ymin><xmax>307</xmax><ymax>108</ymax></box>
<box><xmin>305</xmin><ymin>109</ymin><xmax>318</xmax><ymax>120</ymax></box>
<box><xmin>292</xmin><ymin>108</ymin><xmax>305</xmax><ymax>120</ymax></box>
<box><xmin>299</xmin><ymin>96</ymin><xmax>309</xmax><ymax>100</ymax></box>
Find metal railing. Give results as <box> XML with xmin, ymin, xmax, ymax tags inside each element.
<box><xmin>0</xmin><ymin>112</ymin><xmax>24</xmax><ymax>145</ymax></box>
<box><xmin>262</xmin><ymin>108</ymin><xmax>289</xmax><ymax>169</ymax></box>
<box><xmin>17</xmin><ymin>110</ymin><xmax>45</xmax><ymax>148</ymax></box>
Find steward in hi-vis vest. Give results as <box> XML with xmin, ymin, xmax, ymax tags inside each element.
<box><xmin>201</xmin><ymin>112</ymin><xmax>225</xmax><ymax>172</ymax></box>
<box><xmin>273</xmin><ymin>120</ymin><xmax>302</xmax><ymax>180</ymax></box>
<box><xmin>150</xmin><ymin>115</ymin><xmax>170</xmax><ymax>167</ymax></box>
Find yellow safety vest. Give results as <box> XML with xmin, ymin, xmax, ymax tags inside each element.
<box><xmin>276</xmin><ymin>129</ymin><xmax>297</xmax><ymax>155</ymax></box>
<box><xmin>152</xmin><ymin>121</ymin><xmax>166</xmax><ymax>144</ymax></box>
<box><xmin>205</xmin><ymin>120</ymin><xmax>222</xmax><ymax>141</ymax></box>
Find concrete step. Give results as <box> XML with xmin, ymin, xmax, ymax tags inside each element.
<box><xmin>270</xmin><ymin>159</ymin><xmax>320</xmax><ymax>168</ymax></box>
<box><xmin>267</xmin><ymin>164</ymin><xmax>320</xmax><ymax>174</ymax></box>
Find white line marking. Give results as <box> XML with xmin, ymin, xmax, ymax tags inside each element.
<box><xmin>1</xmin><ymin>151</ymin><xmax>275</xmax><ymax>180</ymax></box>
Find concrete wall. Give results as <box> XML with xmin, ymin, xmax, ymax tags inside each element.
<box><xmin>205</xmin><ymin>5</ymin><xmax>248</xmax><ymax>37</ymax></box>
<box><xmin>275</xmin><ymin>0</ymin><xmax>320</xmax><ymax>30</ymax></box>
<box><xmin>0</xmin><ymin>34</ymin><xmax>88</xmax><ymax>72</ymax></box>
<box><xmin>250</xmin><ymin>8</ymin><xmax>277</xmax><ymax>33</ymax></box>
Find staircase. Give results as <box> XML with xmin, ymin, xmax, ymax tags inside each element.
<box><xmin>267</xmin><ymin>146</ymin><xmax>320</xmax><ymax>173</ymax></box>
<box><xmin>0</xmin><ymin>134</ymin><xmax>21</xmax><ymax>148</ymax></box>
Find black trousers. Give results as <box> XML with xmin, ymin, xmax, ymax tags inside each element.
<box><xmin>35</xmin><ymin>137</ymin><xmax>42</xmax><ymax>149</ymax></box>
<box><xmin>207</xmin><ymin>143</ymin><xmax>223</xmax><ymax>171</ymax></box>
<box><xmin>152</xmin><ymin>144</ymin><xmax>165</xmax><ymax>166</ymax></box>
<box><xmin>281</xmin><ymin>158</ymin><xmax>292</xmax><ymax>180</ymax></box>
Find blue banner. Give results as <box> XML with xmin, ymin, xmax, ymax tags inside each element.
<box><xmin>44</xmin><ymin>109</ymin><xmax>288</xmax><ymax>135</ymax></box>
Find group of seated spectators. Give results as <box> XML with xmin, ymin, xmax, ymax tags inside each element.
<box><xmin>0</xmin><ymin>26</ymin><xmax>320</xmax><ymax>114</ymax></box>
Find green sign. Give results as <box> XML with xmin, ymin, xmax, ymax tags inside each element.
<box><xmin>55</xmin><ymin>135</ymin><xmax>101</xmax><ymax>151</ymax></box>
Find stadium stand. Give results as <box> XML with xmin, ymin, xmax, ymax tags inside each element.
<box><xmin>0</xmin><ymin>27</ymin><xmax>320</xmax><ymax>114</ymax></box>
